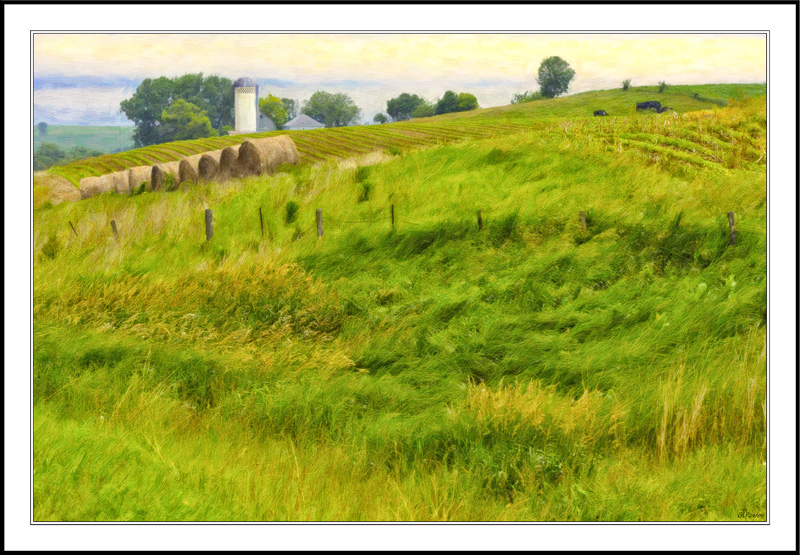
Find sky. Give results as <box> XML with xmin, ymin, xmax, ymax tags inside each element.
<box><xmin>33</xmin><ymin>33</ymin><xmax>767</xmax><ymax>126</ymax></box>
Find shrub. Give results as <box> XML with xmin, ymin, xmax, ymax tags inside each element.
<box><xmin>163</xmin><ymin>173</ymin><xmax>177</xmax><ymax>192</ymax></box>
<box><xmin>511</xmin><ymin>91</ymin><xmax>545</xmax><ymax>104</ymax></box>
<box><xmin>285</xmin><ymin>200</ymin><xmax>299</xmax><ymax>224</ymax></box>
<box><xmin>130</xmin><ymin>182</ymin><xmax>146</xmax><ymax>196</ymax></box>
<box><xmin>387</xmin><ymin>146</ymin><xmax>402</xmax><ymax>156</ymax></box>
<box><xmin>40</xmin><ymin>232</ymin><xmax>60</xmax><ymax>260</ymax></box>
<box><xmin>658</xmin><ymin>81</ymin><xmax>669</xmax><ymax>93</ymax></box>
<box><xmin>622</xmin><ymin>79</ymin><xmax>631</xmax><ymax>91</ymax></box>
<box><xmin>355</xmin><ymin>166</ymin><xmax>371</xmax><ymax>183</ymax></box>
<box><xmin>358</xmin><ymin>182</ymin><xmax>372</xmax><ymax>203</ymax></box>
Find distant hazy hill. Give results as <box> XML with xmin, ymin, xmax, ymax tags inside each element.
<box><xmin>34</xmin><ymin>125</ymin><xmax>135</xmax><ymax>154</ymax></box>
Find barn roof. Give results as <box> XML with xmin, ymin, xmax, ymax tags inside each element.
<box><xmin>284</xmin><ymin>114</ymin><xmax>324</xmax><ymax>129</ymax></box>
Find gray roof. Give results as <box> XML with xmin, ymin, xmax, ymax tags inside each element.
<box><xmin>284</xmin><ymin>114</ymin><xmax>324</xmax><ymax>129</ymax></box>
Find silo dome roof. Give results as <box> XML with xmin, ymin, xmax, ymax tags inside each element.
<box><xmin>234</xmin><ymin>77</ymin><xmax>256</xmax><ymax>87</ymax></box>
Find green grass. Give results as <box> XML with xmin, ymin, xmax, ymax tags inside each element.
<box><xmin>46</xmin><ymin>84</ymin><xmax>765</xmax><ymax>188</ymax></box>
<box><xmin>33</xmin><ymin>88</ymin><xmax>766</xmax><ymax>521</ymax></box>
<box><xmin>34</xmin><ymin>125</ymin><xmax>135</xmax><ymax>153</ymax></box>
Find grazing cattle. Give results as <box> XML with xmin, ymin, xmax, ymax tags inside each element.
<box><xmin>636</xmin><ymin>101</ymin><xmax>662</xmax><ymax>111</ymax></box>
<box><xmin>594</xmin><ymin>110</ymin><xmax>608</xmax><ymax>116</ymax></box>
<box><xmin>657</xmin><ymin>106</ymin><xmax>673</xmax><ymax>114</ymax></box>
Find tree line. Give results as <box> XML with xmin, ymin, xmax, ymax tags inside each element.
<box><xmin>116</xmin><ymin>57</ymin><xmax>576</xmax><ymax>148</ymax></box>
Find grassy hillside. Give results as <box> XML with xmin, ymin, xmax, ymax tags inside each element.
<box><xmin>44</xmin><ymin>83</ymin><xmax>765</xmax><ymax>188</ymax></box>
<box><xmin>34</xmin><ymin>125</ymin><xmax>135</xmax><ymax>153</ymax></box>
<box><xmin>33</xmin><ymin>88</ymin><xmax>766</xmax><ymax>521</ymax></box>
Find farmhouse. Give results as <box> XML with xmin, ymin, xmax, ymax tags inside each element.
<box><xmin>284</xmin><ymin>114</ymin><xmax>324</xmax><ymax>131</ymax></box>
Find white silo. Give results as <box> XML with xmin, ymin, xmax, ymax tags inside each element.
<box><xmin>234</xmin><ymin>77</ymin><xmax>259</xmax><ymax>134</ymax></box>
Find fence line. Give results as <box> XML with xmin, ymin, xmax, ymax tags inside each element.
<box><xmin>62</xmin><ymin>207</ymin><xmax>740</xmax><ymax>247</ymax></box>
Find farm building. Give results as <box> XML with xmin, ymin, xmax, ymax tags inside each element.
<box><xmin>284</xmin><ymin>114</ymin><xmax>324</xmax><ymax>131</ymax></box>
<box><xmin>233</xmin><ymin>77</ymin><xmax>259</xmax><ymax>134</ymax></box>
<box><xmin>258</xmin><ymin>113</ymin><xmax>277</xmax><ymax>132</ymax></box>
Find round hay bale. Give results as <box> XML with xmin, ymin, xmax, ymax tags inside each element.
<box><xmin>128</xmin><ymin>166</ymin><xmax>151</xmax><ymax>191</ymax></box>
<box><xmin>218</xmin><ymin>145</ymin><xmax>242</xmax><ymax>180</ymax></box>
<box><xmin>79</xmin><ymin>175</ymin><xmax>113</xmax><ymax>199</ymax></box>
<box><xmin>179</xmin><ymin>159</ymin><xmax>200</xmax><ymax>185</ymax></box>
<box><xmin>151</xmin><ymin>161</ymin><xmax>181</xmax><ymax>191</ymax></box>
<box><xmin>237</xmin><ymin>136</ymin><xmax>299</xmax><ymax>176</ymax></box>
<box><xmin>198</xmin><ymin>154</ymin><xmax>220</xmax><ymax>181</ymax></box>
<box><xmin>109</xmin><ymin>170</ymin><xmax>131</xmax><ymax>194</ymax></box>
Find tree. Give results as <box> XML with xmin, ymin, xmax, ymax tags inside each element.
<box><xmin>301</xmin><ymin>91</ymin><xmax>361</xmax><ymax>128</ymax></box>
<box><xmin>434</xmin><ymin>90</ymin><xmax>459</xmax><ymax>115</ymax></box>
<box><xmin>120</xmin><ymin>76</ymin><xmax>175</xmax><ymax>147</ymax></box>
<box><xmin>373</xmin><ymin>113</ymin><xmax>389</xmax><ymax>124</ymax></box>
<box><xmin>386</xmin><ymin>93</ymin><xmax>426</xmax><ymax>122</ymax></box>
<box><xmin>511</xmin><ymin>91</ymin><xmax>544</xmax><ymax>104</ymax></box>
<box><xmin>65</xmin><ymin>146</ymin><xmax>103</xmax><ymax>161</ymax></box>
<box><xmin>281</xmin><ymin>98</ymin><xmax>297</xmax><ymax>121</ymax></box>
<box><xmin>33</xmin><ymin>143</ymin><xmax>103</xmax><ymax>171</ymax></box>
<box><xmin>38</xmin><ymin>122</ymin><xmax>47</xmax><ymax>136</ymax></box>
<box><xmin>120</xmin><ymin>73</ymin><xmax>234</xmax><ymax>147</ymax></box>
<box><xmin>159</xmin><ymin>100</ymin><xmax>217</xmax><ymax>142</ymax></box>
<box><xmin>536</xmin><ymin>56</ymin><xmax>575</xmax><ymax>98</ymax></box>
<box><xmin>411</xmin><ymin>101</ymin><xmax>435</xmax><ymax>118</ymax></box>
<box><xmin>622</xmin><ymin>79</ymin><xmax>631</xmax><ymax>91</ymax></box>
<box><xmin>33</xmin><ymin>142</ymin><xmax>66</xmax><ymax>170</ymax></box>
<box><xmin>259</xmin><ymin>94</ymin><xmax>288</xmax><ymax>129</ymax></box>
<box><xmin>456</xmin><ymin>92</ymin><xmax>479</xmax><ymax>112</ymax></box>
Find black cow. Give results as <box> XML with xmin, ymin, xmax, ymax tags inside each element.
<box><xmin>593</xmin><ymin>110</ymin><xmax>608</xmax><ymax>116</ymax></box>
<box><xmin>636</xmin><ymin>101</ymin><xmax>662</xmax><ymax>111</ymax></box>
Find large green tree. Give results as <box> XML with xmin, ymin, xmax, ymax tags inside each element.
<box><xmin>386</xmin><ymin>93</ymin><xmax>425</xmax><ymax>122</ymax></box>
<box><xmin>120</xmin><ymin>73</ymin><xmax>234</xmax><ymax>147</ymax></box>
<box><xmin>411</xmin><ymin>101</ymin><xmax>435</xmax><ymax>118</ymax></box>
<box><xmin>456</xmin><ymin>92</ymin><xmax>479</xmax><ymax>112</ymax></box>
<box><xmin>301</xmin><ymin>91</ymin><xmax>361</xmax><ymax>127</ymax></box>
<box><xmin>536</xmin><ymin>56</ymin><xmax>576</xmax><ymax>98</ymax></box>
<box><xmin>159</xmin><ymin>100</ymin><xmax>217</xmax><ymax>142</ymax></box>
<box><xmin>259</xmin><ymin>94</ymin><xmax>289</xmax><ymax>129</ymax></box>
<box><xmin>434</xmin><ymin>90</ymin><xmax>459</xmax><ymax>115</ymax></box>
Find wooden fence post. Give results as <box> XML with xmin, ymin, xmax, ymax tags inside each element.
<box><xmin>205</xmin><ymin>209</ymin><xmax>213</xmax><ymax>241</ymax></box>
<box><xmin>259</xmin><ymin>207</ymin><xmax>264</xmax><ymax>239</ymax></box>
<box><xmin>477</xmin><ymin>210</ymin><xmax>483</xmax><ymax>231</ymax></box>
<box><xmin>316</xmin><ymin>208</ymin><xmax>323</xmax><ymax>238</ymax></box>
<box><xmin>391</xmin><ymin>204</ymin><xmax>395</xmax><ymax>228</ymax></box>
<box><xmin>110</xmin><ymin>220</ymin><xmax>119</xmax><ymax>240</ymax></box>
<box><xmin>68</xmin><ymin>221</ymin><xmax>78</xmax><ymax>237</ymax></box>
<box><xmin>728</xmin><ymin>212</ymin><xmax>736</xmax><ymax>245</ymax></box>
<box><xmin>580</xmin><ymin>211</ymin><xmax>587</xmax><ymax>229</ymax></box>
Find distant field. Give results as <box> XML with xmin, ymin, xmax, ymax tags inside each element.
<box><xmin>34</xmin><ymin>125</ymin><xmax>135</xmax><ymax>153</ymax></box>
<box><xmin>45</xmin><ymin>83</ymin><xmax>766</xmax><ymax>188</ymax></box>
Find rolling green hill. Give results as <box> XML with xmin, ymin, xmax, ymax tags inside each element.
<box><xmin>45</xmin><ymin>83</ymin><xmax>765</xmax><ymax>187</ymax></box>
<box><xmin>33</xmin><ymin>85</ymin><xmax>766</xmax><ymax>521</ymax></box>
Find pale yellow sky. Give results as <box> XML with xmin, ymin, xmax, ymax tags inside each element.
<box><xmin>33</xmin><ymin>33</ymin><xmax>766</xmax><ymax>124</ymax></box>
<box><xmin>35</xmin><ymin>33</ymin><xmax>765</xmax><ymax>83</ymax></box>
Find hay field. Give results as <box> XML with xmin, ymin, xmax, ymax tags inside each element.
<box><xmin>33</xmin><ymin>86</ymin><xmax>766</xmax><ymax>521</ymax></box>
